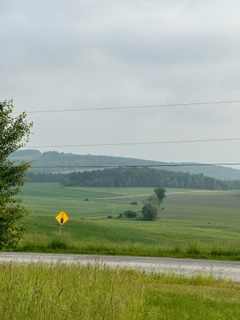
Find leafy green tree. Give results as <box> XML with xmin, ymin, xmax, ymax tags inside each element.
<box><xmin>142</xmin><ymin>202</ymin><xmax>158</xmax><ymax>221</ymax></box>
<box><xmin>141</xmin><ymin>188</ymin><xmax>166</xmax><ymax>221</ymax></box>
<box><xmin>154</xmin><ymin>188</ymin><xmax>166</xmax><ymax>206</ymax></box>
<box><xmin>0</xmin><ymin>101</ymin><xmax>32</xmax><ymax>248</ymax></box>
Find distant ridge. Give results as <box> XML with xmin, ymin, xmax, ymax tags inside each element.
<box><xmin>10</xmin><ymin>150</ymin><xmax>240</xmax><ymax>181</ymax></box>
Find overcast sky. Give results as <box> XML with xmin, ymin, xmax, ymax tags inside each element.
<box><xmin>1</xmin><ymin>0</ymin><xmax>240</xmax><ymax>162</ymax></box>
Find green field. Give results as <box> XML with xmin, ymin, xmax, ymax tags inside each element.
<box><xmin>1</xmin><ymin>264</ymin><xmax>240</xmax><ymax>320</ymax></box>
<box><xmin>16</xmin><ymin>182</ymin><xmax>240</xmax><ymax>259</ymax></box>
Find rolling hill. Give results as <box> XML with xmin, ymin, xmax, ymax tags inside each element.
<box><xmin>10</xmin><ymin>149</ymin><xmax>240</xmax><ymax>181</ymax></box>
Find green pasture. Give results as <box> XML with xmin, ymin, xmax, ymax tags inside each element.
<box><xmin>18</xmin><ymin>183</ymin><xmax>240</xmax><ymax>258</ymax></box>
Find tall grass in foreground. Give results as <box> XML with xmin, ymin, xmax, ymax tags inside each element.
<box><xmin>0</xmin><ymin>264</ymin><xmax>240</xmax><ymax>320</ymax></box>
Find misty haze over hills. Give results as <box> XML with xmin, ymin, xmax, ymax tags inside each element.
<box><xmin>10</xmin><ymin>150</ymin><xmax>240</xmax><ymax>181</ymax></box>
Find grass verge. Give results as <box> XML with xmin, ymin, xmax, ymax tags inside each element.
<box><xmin>0</xmin><ymin>263</ymin><xmax>240</xmax><ymax>320</ymax></box>
<box><xmin>12</xmin><ymin>237</ymin><xmax>240</xmax><ymax>261</ymax></box>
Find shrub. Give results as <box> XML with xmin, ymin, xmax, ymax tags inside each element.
<box><xmin>130</xmin><ymin>201</ymin><xmax>138</xmax><ymax>205</ymax></box>
<box><xmin>48</xmin><ymin>239</ymin><xmax>68</xmax><ymax>250</ymax></box>
<box><xmin>123</xmin><ymin>211</ymin><xmax>137</xmax><ymax>219</ymax></box>
<box><xmin>142</xmin><ymin>203</ymin><xmax>158</xmax><ymax>220</ymax></box>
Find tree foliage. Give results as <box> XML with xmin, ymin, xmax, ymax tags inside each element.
<box><xmin>123</xmin><ymin>210</ymin><xmax>137</xmax><ymax>219</ymax></box>
<box><xmin>29</xmin><ymin>167</ymin><xmax>236</xmax><ymax>190</ymax></box>
<box><xmin>154</xmin><ymin>188</ymin><xmax>166</xmax><ymax>204</ymax></box>
<box><xmin>0</xmin><ymin>101</ymin><xmax>32</xmax><ymax>248</ymax></box>
<box><xmin>142</xmin><ymin>203</ymin><xmax>158</xmax><ymax>221</ymax></box>
<box><xmin>141</xmin><ymin>188</ymin><xmax>166</xmax><ymax>221</ymax></box>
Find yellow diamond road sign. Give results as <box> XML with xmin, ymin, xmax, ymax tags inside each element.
<box><xmin>56</xmin><ymin>211</ymin><xmax>70</xmax><ymax>225</ymax></box>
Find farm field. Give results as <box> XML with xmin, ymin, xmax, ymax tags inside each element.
<box><xmin>18</xmin><ymin>183</ymin><xmax>240</xmax><ymax>259</ymax></box>
<box><xmin>1</xmin><ymin>263</ymin><xmax>240</xmax><ymax>320</ymax></box>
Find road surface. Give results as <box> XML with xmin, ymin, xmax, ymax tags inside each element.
<box><xmin>1</xmin><ymin>252</ymin><xmax>240</xmax><ymax>281</ymax></box>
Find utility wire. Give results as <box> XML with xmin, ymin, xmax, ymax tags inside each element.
<box><xmin>25</xmin><ymin>137</ymin><xmax>240</xmax><ymax>149</ymax></box>
<box><xmin>19</xmin><ymin>162</ymin><xmax>240</xmax><ymax>169</ymax></box>
<box><xmin>3</xmin><ymin>164</ymin><xmax>240</xmax><ymax>169</ymax></box>
<box><xmin>24</xmin><ymin>99</ymin><xmax>240</xmax><ymax>114</ymax></box>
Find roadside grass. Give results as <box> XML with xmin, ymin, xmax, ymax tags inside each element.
<box><xmin>0</xmin><ymin>264</ymin><xmax>240</xmax><ymax>320</ymax></box>
<box><xmin>14</xmin><ymin>235</ymin><xmax>240</xmax><ymax>261</ymax></box>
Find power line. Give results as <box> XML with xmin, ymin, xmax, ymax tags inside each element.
<box><xmin>25</xmin><ymin>137</ymin><xmax>240</xmax><ymax>149</ymax></box>
<box><xmin>5</xmin><ymin>163</ymin><xmax>240</xmax><ymax>169</ymax></box>
<box><xmin>22</xmin><ymin>162</ymin><xmax>240</xmax><ymax>169</ymax></box>
<box><xmin>25</xmin><ymin>99</ymin><xmax>240</xmax><ymax>114</ymax></box>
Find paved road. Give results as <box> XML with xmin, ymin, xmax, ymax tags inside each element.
<box><xmin>1</xmin><ymin>252</ymin><xmax>240</xmax><ymax>281</ymax></box>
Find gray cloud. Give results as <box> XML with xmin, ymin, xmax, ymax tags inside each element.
<box><xmin>1</xmin><ymin>0</ymin><xmax>240</xmax><ymax>163</ymax></box>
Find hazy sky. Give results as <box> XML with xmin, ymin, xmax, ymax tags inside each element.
<box><xmin>1</xmin><ymin>0</ymin><xmax>240</xmax><ymax>162</ymax></box>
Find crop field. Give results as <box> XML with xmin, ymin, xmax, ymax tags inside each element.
<box><xmin>1</xmin><ymin>263</ymin><xmax>240</xmax><ymax>320</ymax></box>
<box><xmin>18</xmin><ymin>183</ymin><xmax>240</xmax><ymax>259</ymax></box>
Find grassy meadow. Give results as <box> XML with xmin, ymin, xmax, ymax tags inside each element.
<box><xmin>1</xmin><ymin>263</ymin><xmax>240</xmax><ymax>320</ymax></box>
<box><xmin>15</xmin><ymin>182</ymin><xmax>240</xmax><ymax>259</ymax></box>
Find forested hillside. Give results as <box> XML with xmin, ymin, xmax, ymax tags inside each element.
<box><xmin>28</xmin><ymin>168</ymin><xmax>240</xmax><ymax>190</ymax></box>
<box><xmin>11</xmin><ymin>150</ymin><xmax>240</xmax><ymax>181</ymax></box>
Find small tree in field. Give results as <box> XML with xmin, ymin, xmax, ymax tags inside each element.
<box><xmin>142</xmin><ymin>202</ymin><xmax>158</xmax><ymax>221</ymax></box>
<box><xmin>141</xmin><ymin>187</ymin><xmax>166</xmax><ymax>221</ymax></box>
<box><xmin>0</xmin><ymin>101</ymin><xmax>32</xmax><ymax>248</ymax></box>
<box><xmin>154</xmin><ymin>188</ymin><xmax>166</xmax><ymax>207</ymax></box>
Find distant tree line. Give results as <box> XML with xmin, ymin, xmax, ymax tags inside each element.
<box><xmin>27</xmin><ymin>167</ymin><xmax>240</xmax><ymax>190</ymax></box>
